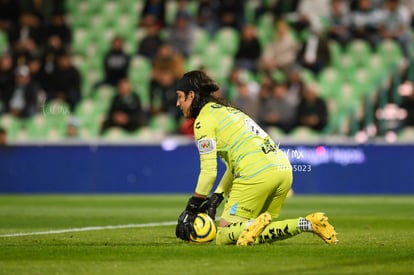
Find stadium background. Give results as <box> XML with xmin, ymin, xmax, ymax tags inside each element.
<box><xmin>0</xmin><ymin>0</ymin><xmax>413</xmax><ymax>194</ymax></box>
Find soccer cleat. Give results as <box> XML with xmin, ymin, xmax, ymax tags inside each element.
<box><xmin>306</xmin><ymin>212</ymin><xmax>338</xmax><ymax>244</ymax></box>
<box><xmin>236</xmin><ymin>212</ymin><xmax>272</xmax><ymax>246</ymax></box>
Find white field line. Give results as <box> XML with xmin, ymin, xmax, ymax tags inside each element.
<box><xmin>0</xmin><ymin>221</ymin><xmax>177</xmax><ymax>238</ymax></box>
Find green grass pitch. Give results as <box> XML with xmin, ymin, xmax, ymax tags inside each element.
<box><xmin>1</xmin><ymin>195</ymin><xmax>413</xmax><ymax>275</ymax></box>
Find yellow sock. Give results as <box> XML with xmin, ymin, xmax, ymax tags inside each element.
<box><xmin>257</xmin><ymin>218</ymin><xmax>301</xmax><ymax>244</ymax></box>
<box><xmin>215</xmin><ymin>218</ymin><xmax>302</xmax><ymax>245</ymax></box>
<box><xmin>216</xmin><ymin>221</ymin><xmax>249</xmax><ymax>245</ymax></box>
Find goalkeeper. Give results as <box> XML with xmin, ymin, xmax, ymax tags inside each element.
<box><xmin>175</xmin><ymin>70</ymin><xmax>337</xmax><ymax>245</ymax></box>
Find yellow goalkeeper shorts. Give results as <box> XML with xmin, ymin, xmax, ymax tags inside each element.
<box><xmin>221</xmin><ymin>153</ymin><xmax>293</xmax><ymax>223</ymax></box>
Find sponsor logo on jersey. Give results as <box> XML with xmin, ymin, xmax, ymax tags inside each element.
<box><xmin>197</xmin><ymin>138</ymin><xmax>216</xmax><ymax>154</ymax></box>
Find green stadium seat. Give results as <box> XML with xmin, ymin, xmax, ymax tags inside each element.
<box><xmin>245</xmin><ymin>0</ymin><xmax>257</xmax><ymax>24</ymax></box>
<box><xmin>102</xmin><ymin>127</ymin><xmax>129</xmax><ymax>140</ymax></box>
<box><xmin>210</xmin><ymin>54</ymin><xmax>234</xmax><ymax>84</ymax></box>
<box><xmin>75</xmin><ymin>99</ymin><xmax>102</xmax><ymax>123</ymax></box>
<box><xmin>290</xmin><ymin>126</ymin><xmax>320</xmax><ymax>139</ymax></box>
<box><xmin>186</xmin><ymin>54</ymin><xmax>203</xmax><ymax>71</ymax></box>
<box><xmin>0</xmin><ymin>114</ymin><xmax>22</xmax><ymax>140</ymax></box>
<box><xmin>299</xmin><ymin>68</ymin><xmax>317</xmax><ymax>84</ymax></box>
<box><xmin>193</xmin><ymin>28</ymin><xmax>210</xmax><ymax>54</ymax></box>
<box><xmin>94</xmin><ymin>85</ymin><xmax>114</xmax><ymax>106</ymax></box>
<box><xmin>328</xmin><ymin>40</ymin><xmax>343</xmax><ymax>69</ymax></box>
<box><xmin>367</xmin><ymin>54</ymin><xmax>388</xmax><ymax>79</ymax></box>
<box><xmin>129</xmin><ymin>55</ymin><xmax>151</xmax><ymax>80</ymax></box>
<box><xmin>186</xmin><ymin>1</ymin><xmax>198</xmax><ymax>18</ymax></box>
<box><xmin>75</xmin><ymin>1</ymin><xmax>92</xmax><ymax>16</ymax></box>
<box><xmin>102</xmin><ymin>2</ymin><xmax>120</xmax><ymax>16</ymax></box>
<box><xmin>333</xmin><ymin>53</ymin><xmax>357</xmax><ymax>81</ymax></box>
<box><xmin>377</xmin><ymin>39</ymin><xmax>404</xmax><ymax>70</ymax></box>
<box><xmin>352</xmin><ymin>67</ymin><xmax>377</xmax><ymax>97</ymax></box>
<box><xmin>257</xmin><ymin>13</ymin><xmax>275</xmax><ymax>46</ymax></box>
<box><xmin>72</xmin><ymin>28</ymin><xmax>90</xmax><ymax>56</ymax></box>
<box><xmin>398</xmin><ymin>126</ymin><xmax>414</xmax><ymax>141</ymax></box>
<box><xmin>318</xmin><ymin>67</ymin><xmax>341</xmax><ymax>98</ymax></box>
<box><xmin>129</xmin><ymin>56</ymin><xmax>151</xmax><ymax>106</ymax></box>
<box><xmin>149</xmin><ymin>114</ymin><xmax>177</xmax><ymax>134</ymax></box>
<box><xmin>114</xmin><ymin>14</ymin><xmax>137</xmax><ymax>39</ymax></box>
<box><xmin>165</xmin><ymin>0</ymin><xmax>178</xmax><ymax>26</ymax></box>
<box><xmin>266</xmin><ymin>126</ymin><xmax>286</xmax><ymax>140</ymax></box>
<box><xmin>25</xmin><ymin>114</ymin><xmax>50</xmax><ymax>139</ymax></box>
<box><xmin>336</xmin><ymin>82</ymin><xmax>364</xmax><ymax>115</ymax></box>
<box><xmin>201</xmin><ymin>43</ymin><xmax>224</xmax><ymax>70</ymax></box>
<box><xmin>78</xmin><ymin>124</ymin><xmax>100</xmax><ymax>139</ymax></box>
<box><xmin>0</xmin><ymin>31</ymin><xmax>9</xmax><ymax>53</ymax></box>
<box><xmin>346</xmin><ymin>39</ymin><xmax>372</xmax><ymax>68</ymax></box>
<box><xmin>214</xmin><ymin>27</ymin><xmax>240</xmax><ymax>56</ymax></box>
<box><xmin>117</xmin><ymin>1</ymin><xmax>134</xmax><ymax>13</ymax></box>
<box><xmin>134</xmin><ymin>126</ymin><xmax>154</xmax><ymax>139</ymax></box>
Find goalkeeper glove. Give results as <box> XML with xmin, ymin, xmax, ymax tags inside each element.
<box><xmin>205</xmin><ymin>193</ymin><xmax>224</xmax><ymax>221</ymax></box>
<box><xmin>175</xmin><ymin>196</ymin><xmax>208</xmax><ymax>241</ymax></box>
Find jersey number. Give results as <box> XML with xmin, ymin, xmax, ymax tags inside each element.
<box><xmin>244</xmin><ymin>118</ymin><xmax>267</xmax><ymax>138</ymax></box>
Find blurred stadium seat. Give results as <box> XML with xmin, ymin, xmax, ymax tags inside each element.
<box><xmin>0</xmin><ymin>0</ymin><xmax>413</xmax><ymax>142</ymax></box>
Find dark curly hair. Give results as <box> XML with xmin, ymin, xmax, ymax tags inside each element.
<box><xmin>180</xmin><ymin>70</ymin><xmax>231</xmax><ymax>118</ymax></box>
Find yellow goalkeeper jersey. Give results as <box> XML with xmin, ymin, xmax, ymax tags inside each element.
<box><xmin>193</xmin><ymin>102</ymin><xmax>285</xmax><ymax>196</ymax></box>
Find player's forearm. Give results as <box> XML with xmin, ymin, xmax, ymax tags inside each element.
<box><xmin>214</xmin><ymin>168</ymin><xmax>233</xmax><ymax>197</ymax></box>
<box><xmin>194</xmin><ymin>155</ymin><xmax>217</xmax><ymax>196</ymax></box>
<box><xmin>195</xmin><ymin>170</ymin><xmax>217</xmax><ymax>196</ymax></box>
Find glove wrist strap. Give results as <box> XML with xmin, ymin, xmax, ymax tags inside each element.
<box><xmin>186</xmin><ymin>196</ymin><xmax>206</xmax><ymax>212</ymax></box>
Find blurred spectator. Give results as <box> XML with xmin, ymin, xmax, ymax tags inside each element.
<box><xmin>326</xmin><ymin>0</ymin><xmax>352</xmax><ymax>47</ymax></box>
<box><xmin>95</xmin><ymin>36</ymin><xmax>130</xmax><ymax>89</ymax></box>
<box><xmin>5</xmin><ymin>65</ymin><xmax>41</xmax><ymax>118</ymax></box>
<box><xmin>48</xmin><ymin>53</ymin><xmax>81</xmax><ymax>112</ymax></box>
<box><xmin>20</xmin><ymin>0</ymin><xmax>66</xmax><ymax>24</ymax></box>
<box><xmin>0</xmin><ymin>53</ymin><xmax>14</xmax><ymax>113</ymax></box>
<box><xmin>350</xmin><ymin>0</ymin><xmax>382</xmax><ymax>50</ymax></box>
<box><xmin>0</xmin><ymin>126</ymin><xmax>6</xmax><ymax>145</ymax></box>
<box><xmin>166</xmin><ymin>10</ymin><xmax>195</xmax><ymax>58</ymax></box>
<box><xmin>222</xmin><ymin>67</ymin><xmax>245</xmax><ymax>102</ymax></box>
<box><xmin>149</xmin><ymin>43</ymin><xmax>184</xmax><ymax>120</ymax></box>
<box><xmin>258</xmin><ymin>81</ymin><xmax>297</xmax><ymax>133</ymax></box>
<box><xmin>259</xmin><ymin>19</ymin><xmax>299</xmax><ymax>76</ymax></box>
<box><xmin>40</xmin><ymin>34</ymin><xmax>65</xmax><ymax>94</ymax></box>
<box><xmin>137</xmin><ymin>18</ymin><xmax>164</xmax><ymax>60</ymax></box>
<box><xmin>217</xmin><ymin>0</ymin><xmax>245</xmax><ymax>31</ymax></box>
<box><xmin>232</xmin><ymin>78</ymin><xmax>259</xmax><ymax>121</ymax></box>
<box><xmin>400</xmin><ymin>82</ymin><xmax>414</xmax><ymax>127</ymax></box>
<box><xmin>400</xmin><ymin>0</ymin><xmax>414</xmax><ymax>28</ymax></box>
<box><xmin>66</xmin><ymin>116</ymin><xmax>79</xmax><ymax>138</ymax></box>
<box><xmin>294</xmin><ymin>0</ymin><xmax>330</xmax><ymax>33</ymax></box>
<box><xmin>8</xmin><ymin>11</ymin><xmax>45</xmax><ymax>50</ymax></box>
<box><xmin>149</xmin><ymin>70</ymin><xmax>179</xmax><ymax>119</ymax></box>
<box><xmin>196</xmin><ymin>0</ymin><xmax>219</xmax><ymax>36</ymax></box>
<box><xmin>296</xmin><ymin>83</ymin><xmax>328</xmax><ymax>131</ymax></box>
<box><xmin>45</xmin><ymin>12</ymin><xmax>72</xmax><ymax>49</ymax></box>
<box><xmin>296</xmin><ymin>29</ymin><xmax>331</xmax><ymax>75</ymax></box>
<box><xmin>378</xmin><ymin>0</ymin><xmax>412</xmax><ymax>57</ymax></box>
<box><xmin>272</xmin><ymin>0</ymin><xmax>328</xmax><ymax>34</ymax></box>
<box><xmin>0</xmin><ymin>0</ymin><xmax>20</xmax><ymax>33</ymax></box>
<box><xmin>27</xmin><ymin>55</ymin><xmax>43</xmax><ymax>89</ymax></box>
<box><xmin>234</xmin><ymin>24</ymin><xmax>262</xmax><ymax>73</ymax></box>
<box><xmin>350</xmin><ymin>0</ymin><xmax>384</xmax><ymax>10</ymax></box>
<box><xmin>139</xmin><ymin>0</ymin><xmax>166</xmax><ymax>28</ymax></box>
<box><xmin>286</xmin><ymin>68</ymin><xmax>306</xmax><ymax>107</ymax></box>
<box><xmin>100</xmin><ymin>78</ymin><xmax>145</xmax><ymax>135</ymax></box>
<box><xmin>179</xmin><ymin>118</ymin><xmax>195</xmax><ymax>136</ymax></box>
<box><xmin>11</xmin><ymin>36</ymin><xmax>38</xmax><ymax>67</ymax></box>
<box><xmin>268</xmin><ymin>0</ymin><xmax>300</xmax><ymax>19</ymax></box>
<box><xmin>151</xmin><ymin>43</ymin><xmax>185</xmax><ymax>84</ymax></box>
